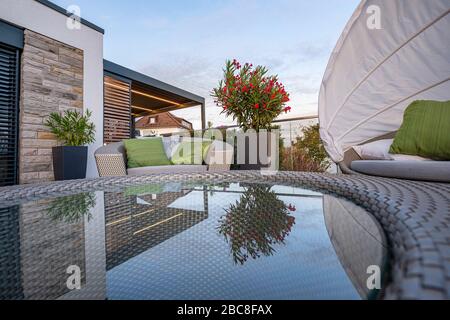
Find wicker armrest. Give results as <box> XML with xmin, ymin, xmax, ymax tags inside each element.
<box><xmin>94</xmin><ymin>142</ymin><xmax>127</xmax><ymax>177</ymax></box>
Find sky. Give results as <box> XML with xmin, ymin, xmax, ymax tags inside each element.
<box><xmin>53</xmin><ymin>0</ymin><xmax>359</xmax><ymax>129</ymax></box>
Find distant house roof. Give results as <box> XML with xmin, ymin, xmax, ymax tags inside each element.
<box><xmin>135</xmin><ymin>112</ymin><xmax>193</xmax><ymax>131</ymax></box>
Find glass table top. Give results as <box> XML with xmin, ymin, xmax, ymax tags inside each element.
<box><xmin>0</xmin><ymin>181</ymin><xmax>388</xmax><ymax>300</ymax></box>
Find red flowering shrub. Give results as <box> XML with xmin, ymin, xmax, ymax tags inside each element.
<box><xmin>217</xmin><ymin>185</ymin><xmax>296</xmax><ymax>265</ymax></box>
<box><xmin>212</xmin><ymin>59</ymin><xmax>292</xmax><ymax>131</ymax></box>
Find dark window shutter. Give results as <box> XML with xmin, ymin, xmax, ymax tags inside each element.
<box><xmin>0</xmin><ymin>45</ymin><xmax>20</xmax><ymax>186</ymax></box>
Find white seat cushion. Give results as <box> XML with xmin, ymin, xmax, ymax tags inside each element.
<box><xmin>127</xmin><ymin>165</ymin><xmax>207</xmax><ymax>176</ymax></box>
<box><xmin>350</xmin><ymin>160</ymin><xmax>450</xmax><ymax>182</ymax></box>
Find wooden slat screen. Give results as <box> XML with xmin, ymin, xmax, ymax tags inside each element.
<box><xmin>104</xmin><ymin>75</ymin><xmax>131</xmax><ymax>144</ymax></box>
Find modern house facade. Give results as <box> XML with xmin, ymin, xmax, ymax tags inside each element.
<box><xmin>0</xmin><ymin>0</ymin><xmax>205</xmax><ymax>186</ymax></box>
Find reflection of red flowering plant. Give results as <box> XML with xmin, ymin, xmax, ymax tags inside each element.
<box><xmin>212</xmin><ymin>59</ymin><xmax>292</xmax><ymax>131</ymax></box>
<box><xmin>217</xmin><ymin>185</ymin><xmax>296</xmax><ymax>265</ymax></box>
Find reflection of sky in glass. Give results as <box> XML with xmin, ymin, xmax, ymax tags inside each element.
<box><xmin>107</xmin><ymin>185</ymin><xmax>360</xmax><ymax>300</ymax></box>
<box><xmin>201</xmin><ymin>183</ymin><xmax>322</xmax><ymax>196</ymax></box>
<box><xmin>168</xmin><ymin>190</ymin><xmax>212</xmax><ymax>212</ymax></box>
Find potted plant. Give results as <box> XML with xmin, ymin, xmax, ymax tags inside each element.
<box><xmin>45</xmin><ymin>109</ymin><xmax>95</xmax><ymax>181</ymax></box>
<box><xmin>212</xmin><ymin>59</ymin><xmax>292</xmax><ymax>169</ymax></box>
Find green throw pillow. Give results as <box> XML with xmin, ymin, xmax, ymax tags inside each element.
<box><xmin>389</xmin><ymin>100</ymin><xmax>450</xmax><ymax>160</ymax></box>
<box><xmin>124</xmin><ymin>138</ymin><xmax>172</xmax><ymax>168</ymax></box>
<box><xmin>171</xmin><ymin>141</ymin><xmax>212</xmax><ymax>165</ymax></box>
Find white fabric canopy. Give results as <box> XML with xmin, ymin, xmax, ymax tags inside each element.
<box><xmin>318</xmin><ymin>0</ymin><xmax>450</xmax><ymax>163</ymax></box>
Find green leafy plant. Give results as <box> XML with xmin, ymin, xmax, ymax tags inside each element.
<box><xmin>45</xmin><ymin>109</ymin><xmax>96</xmax><ymax>146</ymax></box>
<box><xmin>294</xmin><ymin>124</ymin><xmax>330</xmax><ymax>170</ymax></box>
<box><xmin>212</xmin><ymin>59</ymin><xmax>292</xmax><ymax>131</ymax></box>
<box><xmin>46</xmin><ymin>192</ymin><xmax>96</xmax><ymax>223</ymax></box>
<box><xmin>280</xmin><ymin>123</ymin><xmax>331</xmax><ymax>172</ymax></box>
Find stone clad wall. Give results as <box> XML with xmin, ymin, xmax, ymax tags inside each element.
<box><xmin>19</xmin><ymin>30</ymin><xmax>84</xmax><ymax>184</ymax></box>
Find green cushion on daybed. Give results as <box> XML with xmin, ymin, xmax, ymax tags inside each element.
<box><xmin>124</xmin><ymin>138</ymin><xmax>172</xmax><ymax>168</ymax></box>
<box><xmin>389</xmin><ymin>100</ymin><xmax>450</xmax><ymax>160</ymax></box>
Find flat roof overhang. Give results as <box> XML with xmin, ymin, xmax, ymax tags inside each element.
<box><xmin>36</xmin><ymin>0</ymin><xmax>105</xmax><ymax>34</ymax></box>
<box><xmin>104</xmin><ymin>60</ymin><xmax>205</xmax><ymax>128</ymax></box>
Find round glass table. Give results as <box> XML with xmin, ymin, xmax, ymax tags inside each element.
<box><xmin>0</xmin><ymin>179</ymin><xmax>388</xmax><ymax>300</ymax></box>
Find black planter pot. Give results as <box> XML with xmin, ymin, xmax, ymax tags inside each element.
<box><xmin>52</xmin><ymin>146</ymin><xmax>88</xmax><ymax>181</ymax></box>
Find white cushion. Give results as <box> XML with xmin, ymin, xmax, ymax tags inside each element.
<box><xmin>352</xmin><ymin>139</ymin><xmax>395</xmax><ymax>160</ymax></box>
<box><xmin>352</xmin><ymin>139</ymin><xmax>430</xmax><ymax>161</ymax></box>
<box><xmin>162</xmin><ymin>136</ymin><xmax>181</xmax><ymax>159</ymax></box>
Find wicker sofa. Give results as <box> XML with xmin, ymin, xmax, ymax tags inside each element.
<box><xmin>95</xmin><ymin>137</ymin><xmax>234</xmax><ymax>177</ymax></box>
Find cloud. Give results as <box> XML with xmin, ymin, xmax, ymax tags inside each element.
<box><xmin>136</xmin><ymin>42</ymin><xmax>329</xmax><ymax>129</ymax></box>
<box><xmin>52</xmin><ymin>0</ymin><xmax>359</xmax><ymax>129</ymax></box>
<box><xmin>132</xmin><ymin>2</ymin><xmax>338</xmax><ymax>129</ymax></box>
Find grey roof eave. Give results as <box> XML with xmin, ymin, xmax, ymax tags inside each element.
<box><xmin>104</xmin><ymin>59</ymin><xmax>205</xmax><ymax>105</ymax></box>
<box><xmin>35</xmin><ymin>0</ymin><xmax>105</xmax><ymax>34</ymax></box>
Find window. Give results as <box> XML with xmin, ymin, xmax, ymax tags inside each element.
<box><xmin>0</xmin><ymin>44</ymin><xmax>20</xmax><ymax>186</ymax></box>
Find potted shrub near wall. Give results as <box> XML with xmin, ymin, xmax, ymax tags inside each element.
<box><xmin>45</xmin><ymin>110</ymin><xmax>95</xmax><ymax>181</ymax></box>
<box><xmin>212</xmin><ymin>59</ymin><xmax>292</xmax><ymax>169</ymax></box>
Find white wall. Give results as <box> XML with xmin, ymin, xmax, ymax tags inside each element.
<box><xmin>0</xmin><ymin>0</ymin><xmax>104</xmax><ymax>178</ymax></box>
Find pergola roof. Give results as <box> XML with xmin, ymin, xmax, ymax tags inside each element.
<box><xmin>104</xmin><ymin>60</ymin><xmax>205</xmax><ymax>118</ymax></box>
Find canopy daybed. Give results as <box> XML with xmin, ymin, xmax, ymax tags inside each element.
<box><xmin>318</xmin><ymin>0</ymin><xmax>450</xmax><ymax>182</ymax></box>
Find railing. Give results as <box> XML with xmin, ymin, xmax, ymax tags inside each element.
<box><xmin>219</xmin><ymin>116</ymin><xmax>336</xmax><ymax>173</ymax></box>
<box><xmin>221</xmin><ymin>115</ymin><xmax>318</xmax><ymax>146</ymax></box>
